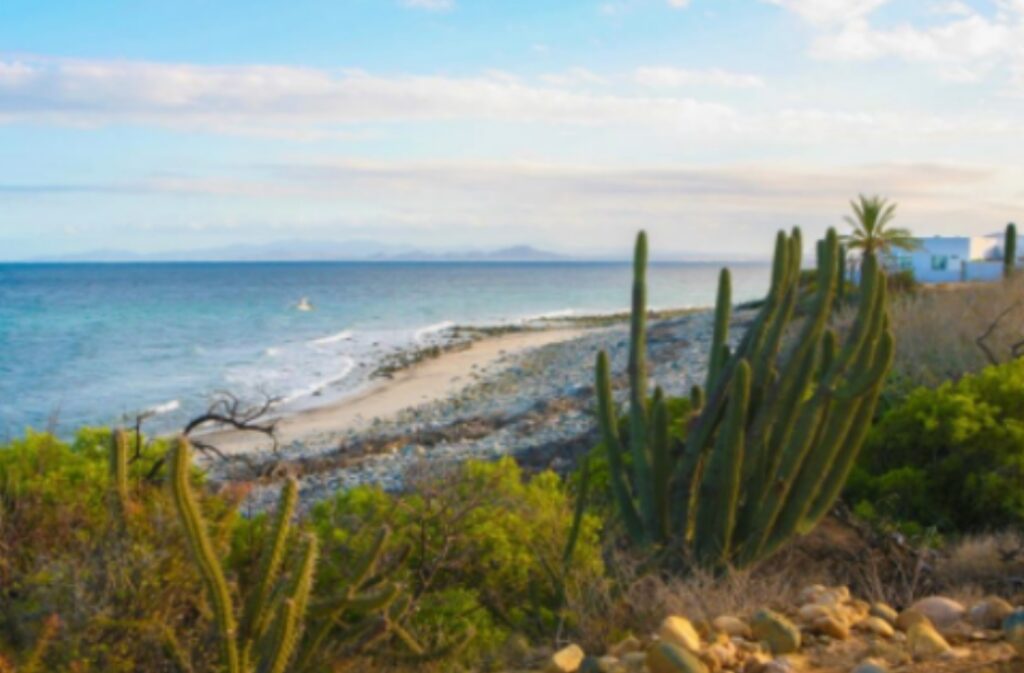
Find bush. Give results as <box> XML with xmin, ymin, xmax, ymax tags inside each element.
<box><xmin>847</xmin><ymin>359</ymin><xmax>1024</xmax><ymax>533</ymax></box>
<box><xmin>309</xmin><ymin>457</ymin><xmax>604</xmax><ymax>669</ymax></box>
<box><xmin>0</xmin><ymin>429</ymin><xmax>234</xmax><ymax>672</ymax></box>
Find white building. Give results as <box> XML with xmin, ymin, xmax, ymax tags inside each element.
<box><xmin>883</xmin><ymin>234</ymin><xmax>1005</xmax><ymax>283</ymax></box>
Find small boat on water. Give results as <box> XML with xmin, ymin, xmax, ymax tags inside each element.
<box><xmin>297</xmin><ymin>297</ymin><xmax>314</xmax><ymax>312</ymax></box>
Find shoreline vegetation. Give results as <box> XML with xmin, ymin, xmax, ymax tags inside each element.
<box><xmin>5</xmin><ymin>226</ymin><xmax>1024</xmax><ymax>672</ymax></box>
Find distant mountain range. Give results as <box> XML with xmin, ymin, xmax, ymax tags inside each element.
<box><xmin>28</xmin><ymin>240</ymin><xmax>570</xmax><ymax>263</ymax></box>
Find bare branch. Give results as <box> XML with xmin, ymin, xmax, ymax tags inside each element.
<box><xmin>976</xmin><ymin>300</ymin><xmax>1022</xmax><ymax>367</ymax></box>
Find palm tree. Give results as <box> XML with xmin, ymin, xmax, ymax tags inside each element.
<box><xmin>841</xmin><ymin>194</ymin><xmax>919</xmax><ymax>257</ymax></box>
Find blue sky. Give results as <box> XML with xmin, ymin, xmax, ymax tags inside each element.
<box><xmin>2</xmin><ymin>0</ymin><xmax>1023</xmax><ymax>258</ymax></box>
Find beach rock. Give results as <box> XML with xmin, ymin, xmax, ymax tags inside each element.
<box><xmin>868</xmin><ymin>602</ymin><xmax>898</xmax><ymax>625</ymax></box>
<box><xmin>761</xmin><ymin>655</ymin><xmax>805</xmax><ymax>672</ymax></box>
<box><xmin>548</xmin><ymin>644</ymin><xmax>585</xmax><ymax>672</ymax></box>
<box><xmin>659</xmin><ymin>615</ymin><xmax>702</xmax><ymax>653</ymax></box>
<box><xmin>579</xmin><ymin>656</ymin><xmax>620</xmax><ymax>673</ymax></box>
<box><xmin>1004</xmin><ymin>609</ymin><xmax>1024</xmax><ymax>655</ymax></box>
<box><xmin>967</xmin><ymin>596</ymin><xmax>1013</xmax><ymax>629</ymax></box>
<box><xmin>810</xmin><ymin>614</ymin><xmax>849</xmax><ymax>640</ymax></box>
<box><xmin>712</xmin><ymin>615</ymin><xmax>751</xmax><ymax>639</ymax></box>
<box><xmin>850</xmin><ymin>659</ymin><xmax>888</xmax><ymax>673</ymax></box>
<box><xmin>751</xmin><ymin>609</ymin><xmax>801</xmax><ymax>654</ymax></box>
<box><xmin>620</xmin><ymin>651</ymin><xmax>647</xmax><ymax>672</ymax></box>
<box><xmin>894</xmin><ymin>608</ymin><xmax>930</xmax><ymax>632</ymax></box>
<box><xmin>907</xmin><ymin>622</ymin><xmax>952</xmax><ymax>660</ymax></box>
<box><xmin>646</xmin><ymin>642</ymin><xmax>709</xmax><ymax>673</ymax></box>
<box><xmin>908</xmin><ymin>596</ymin><xmax>965</xmax><ymax>629</ymax></box>
<box><xmin>854</xmin><ymin>616</ymin><xmax>895</xmax><ymax>638</ymax></box>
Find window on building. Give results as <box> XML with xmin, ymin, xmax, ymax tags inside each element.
<box><xmin>931</xmin><ymin>255</ymin><xmax>949</xmax><ymax>271</ymax></box>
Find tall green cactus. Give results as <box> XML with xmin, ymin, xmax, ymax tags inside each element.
<box><xmin>594</xmin><ymin>229</ymin><xmax>892</xmax><ymax>570</ymax></box>
<box><xmin>1005</xmin><ymin>222</ymin><xmax>1017</xmax><ymax>279</ymax></box>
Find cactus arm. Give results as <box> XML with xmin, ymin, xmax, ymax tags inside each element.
<box><xmin>627</xmin><ymin>231</ymin><xmax>656</xmax><ymax>538</ymax></box>
<box><xmin>689</xmin><ymin>384</ymin><xmax>704</xmax><ymax>411</ymax></box>
<box><xmin>241</xmin><ymin>478</ymin><xmax>299</xmax><ymax>652</ymax></box>
<box><xmin>258</xmin><ymin>533</ymin><xmax>318</xmax><ymax>673</ymax></box>
<box><xmin>706</xmin><ymin>269</ymin><xmax>731</xmax><ymax>389</ymax></box>
<box><xmin>110</xmin><ymin>428</ymin><xmax>130</xmax><ymax>522</ymax></box>
<box><xmin>693</xmin><ymin>359</ymin><xmax>750</xmax><ymax>567</ymax></box>
<box><xmin>650</xmin><ymin>389</ymin><xmax>671</xmax><ymax>542</ymax></box>
<box><xmin>595</xmin><ymin>350</ymin><xmax>644</xmax><ymax>541</ymax></box>
<box><xmin>1005</xmin><ymin>223</ymin><xmax>1017</xmax><ymax>278</ymax></box>
<box><xmin>170</xmin><ymin>437</ymin><xmax>241</xmax><ymax>673</ymax></box>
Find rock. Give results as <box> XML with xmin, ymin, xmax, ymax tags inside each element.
<box><xmin>850</xmin><ymin>659</ymin><xmax>888</xmax><ymax>673</ymax></box>
<box><xmin>967</xmin><ymin>596</ymin><xmax>1014</xmax><ymax>629</ymax></box>
<box><xmin>907</xmin><ymin>622</ymin><xmax>952</xmax><ymax>660</ymax></box>
<box><xmin>1004</xmin><ymin>609</ymin><xmax>1024</xmax><ymax>655</ymax></box>
<box><xmin>751</xmin><ymin>609</ymin><xmax>801</xmax><ymax>654</ymax></box>
<box><xmin>798</xmin><ymin>584</ymin><xmax>828</xmax><ymax>604</ymax></box>
<box><xmin>595</xmin><ymin>656</ymin><xmax>623</xmax><ymax>673</ymax></box>
<box><xmin>797</xmin><ymin>603</ymin><xmax>834</xmax><ymax>624</ymax></box>
<box><xmin>646</xmin><ymin>642</ymin><xmax>709</xmax><ymax>673</ymax></box>
<box><xmin>907</xmin><ymin>596</ymin><xmax>965</xmax><ymax>629</ymax></box>
<box><xmin>868</xmin><ymin>602</ymin><xmax>898</xmax><ymax>625</ymax></box>
<box><xmin>704</xmin><ymin>640</ymin><xmax>737</xmax><ymax>671</ymax></box>
<box><xmin>712</xmin><ymin>615</ymin><xmax>752</xmax><ymax>640</ymax></box>
<box><xmin>761</xmin><ymin>655</ymin><xmax>804</xmax><ymax>672</ymax></box>
<box><xmin>659</xmin><ymin>615</ymin><xmax>702</xmax><ymax>653</ymax></box>
<box><xmin>854</xmin><ymin>616</ymin><xmax>895</xmax><ymax>638</ymax></box>
<box><xmin>894</xmin><ymin>608</ymin><xmax>930</xmax><ymax>632</ymax></box>
<box><xmin>810</xmin><ymin>614</ymin><xmax>850</xmax><ymax>640</ymax></box>
<box><xmin>548</xmin><ymin>644</ymin><xmax>585</xmax><ymax>672</ymax></box>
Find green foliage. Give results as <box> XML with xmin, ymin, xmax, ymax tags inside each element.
<box><xmin>886</xmin><ymin>269</ymin><xmax>917</xmax><ymax>295</ymax></box>
<box><xmin>848</xmin><ymin>359</ymin><xmax>1024</xmax><ymax>532</ymax></box>
<box><xmin>841</xmin><ymin>194</ymin><xmax>918</xmax><ymax>256</ymax></box>
<box><xmin>595</xmin><ymin>229</ymin><xmax>893</xmax><ymax>570</ymax></box>
<box><xmin>309</xmin><ymin>456</ymin><xmax>604</xmax><ymax>667</ymax></box>
<box><xmin>0</xmin><ymin>429</ymin><xmax>227</xmax><ymax>672</ymax></box>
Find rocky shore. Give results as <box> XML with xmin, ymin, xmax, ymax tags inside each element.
<box><xmin>217</xmin><ymin>308</ymin><xmax>751</xmax><ymax>511</ymax></box>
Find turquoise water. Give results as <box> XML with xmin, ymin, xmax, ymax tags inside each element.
<box><xmin>0</xmin><ymin>261</ymin><xmax>770</xmax><ymax>438</ymax></box>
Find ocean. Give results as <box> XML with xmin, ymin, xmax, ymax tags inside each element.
<box><xmin>0</xmin><ymin>261</ymin><xmax>771</xmax><ymax>439</ymax></box>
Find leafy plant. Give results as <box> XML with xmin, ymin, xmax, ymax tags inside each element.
<box><xmin>848</xmin><ymin>358</ymin><xmax>1024</xmax><ymax>532</ymax></box>
<box><xmin>595</xmin><ymin>228</ymin><xmax>893</xmax><ymax>570</ymax></box>
<box><xmin>841</xmin><ymin>194</ymin><xmax>918</xmax><ymax>256</ymax></box>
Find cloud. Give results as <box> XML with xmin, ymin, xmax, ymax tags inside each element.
<box><xmin>763</xmin><ymin>0</ymin><xmax>888</xmax><ymax>27</ymax></box>
<box><xmin>0</xmin><ymin>55</ymin><xmax>739</xmax><ymax>136</ymax></box>
<box><xmin>400</xmin><ymin>0</ymin><xmax>454</xmax><ymax>11</ymax></box>
<box><xmin>667</xmin><ymin>0</ymin><xmax>692</xmax><ymax>7</ymax></box>
<box><xmin>634</xmin><ymin>66</ymin><xmax>765</xmax><ymax>88</ymax></box>
<box><xmin>766</xmin><ymin>0</ymin><xmax>1024</xmax><ymax>90</ymax></box>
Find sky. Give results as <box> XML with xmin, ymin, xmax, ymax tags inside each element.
<box><xmin>1</xmin><ymin>0</ymin><xmax>1023</xmax><ymax>259</ymax></box>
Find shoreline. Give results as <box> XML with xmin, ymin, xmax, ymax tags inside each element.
<box><xmin>198</xmin><ymin>326</ymin><xmax>588</xmax><ymax>455</ymax></box>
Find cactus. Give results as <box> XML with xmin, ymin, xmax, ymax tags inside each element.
<box><xmin>169</xmin><ymin>437</ymin><xmax>319</xmax><ymax>673</ymax></box>
<box><xmin>594</xmin><ymin>229</ymin><xmax>892</xmax><ymax>570</ymax></box>
<box><xmin>1005</xmin><ymin>223</ymin><xmax>1017</xmax><ymax>279</ymax></box>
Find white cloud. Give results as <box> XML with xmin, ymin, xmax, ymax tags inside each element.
<box><xmin>767</xmin><ymin>0</ymin><xmax>1024</xmax><ymax>91</ymax></box>
<box><xmin>400</xmin><ymin>0</ymin><xmax>454</xmax><ymax>11</ymax></box>
<box><xmin>764</xmin><ymin>0</ymin><xmax>888</xmax><ymax>27</ymax></box>
<box><xmin>0</xmin><ymin>55</ymin><xmax>738</xmax><ymax>135</ymax></box>
<box><xmin>667</xmin><ymin>0</ymin><xmax>692</xmax><ymax>8</ymax></box>
<box><xmin>634</xmin><ymin>66</ymin><xmax>765</xmax><ymax>88</ymax></box>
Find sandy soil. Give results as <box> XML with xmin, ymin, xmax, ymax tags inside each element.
<box><xmin>198</xmin><ymin>328</ymin><xmax>585</xmax><ymax>455</ymax></box>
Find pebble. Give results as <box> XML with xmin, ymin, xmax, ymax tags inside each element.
<box><xmin>855</xmin><ymin>616</ymin><xmax>895</xmax><ymax>638</ymax></box>
<box><xmin>967</xmin><ymin>595</ymin><xmax>1013</xmax><ymax>629</ymax></box>
<box><xmin>712</xmin><ymin>615</ymin><xmax>752</xmax><ymax>640</ymax></box>
<box><xmin>907</xmin><ymin>596</ymin><xmax>965</xmax><ymax>629</ymax></box>
<box><xmin>907</xmin><ymin>621</ymin><xmax>952</xmax><ymax>660</ymax></box>
<box><xmin>646</xmin><ymin>642</ymin><xmax>709</xmax><ymax>673</ymax></box>
<box><xmin>850</xmin><ymin>659</ymin><xmax>888</xmax><ymax>673</ymax></box>
<box><xmin>658</xmin><ymin>615</ymin><xmax>702</xmax><ymax>653</ymax></box>
<box><xmin>548</xmin><ymin>643</ymin><xmax>586</xmax><ymax>672</ymax></box>
<box><xmin>751</xmin><ymin>609</ymin><xmax>802</xmax><ymax>654</ymax></box>
<box><xmin>868</xmin><ymin>602</ymin><xmax>898</xmax><ymax>626</ymax></box>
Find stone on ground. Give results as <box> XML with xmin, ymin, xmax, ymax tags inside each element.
<box><xmin>907</xmin><ymin>596</ymin><xmax>966</xmax><ymax>629</ymax></box>
<box><xmin>646</xmin><ymin>641</ymin><xmax>709</xmax><ymax>673</ymax></box>
<box><xmin>548</xmin><ymin>644</ymin><xmax>585</xmax><ymax>672</ymax></box>
<box><xmin>907</xmin><ymin>621</ymin><xmax>952</xmax><ymax>660</ymax></box>
<box><xmin>751</xmin><ymin>609</ymin><xmax>801</xmax><ymax>654</ymax></box>
<box><xmin>658</xmin><ymin>616</ymin><xmax>702</xmax><ymax>653</ymax></box>
<box><xmin>967</xmin><ymin>596</ymin><xmax>1014</xmax><ymax>629</ymax></box>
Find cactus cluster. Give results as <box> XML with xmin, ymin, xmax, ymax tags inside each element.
<box><xmin>1005</xmin><ymin>222</ymin><xmax>1017</xmax><ymax>279</ymax></box>
<box><xmin>595</xmin><ymin>228</ymin><xmax>893</xmax><ymax>570</ymax></box>
<box><xmin>170</xmin><ymin>437</ymin><xmax>318</xmax><ymax>673</ymax></box>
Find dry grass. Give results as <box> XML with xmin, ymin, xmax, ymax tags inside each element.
<box><xmin>849</xmin><ymin>276</ymin><xmax>1024</xmax><ymax>389</ymax></box>
<box><xmin>936</xmin><ymin>530</ymin><xmax>1024</xmax><ymax>601</ymax></box>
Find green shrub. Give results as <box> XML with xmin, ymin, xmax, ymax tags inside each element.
<box><xmin>309</xmin><ymin>457</ymin><xmax>604</xmax><ymax>668</ymax></box>
<box><xmin>0</xmin><ymin>428</ymin><xmax>232</xmax><ymax>672</ymax></box>
<box><xmin>848</xmin><ymin>359</ymin><xmax>1024</xmax><ymax>532</ymax></box>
